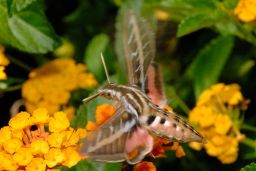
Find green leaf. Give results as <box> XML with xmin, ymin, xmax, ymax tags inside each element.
<box><xmin>71</xmin><ymin>104</ymin><xmax>88</xmax><ymax>128</ymax></box>
<box><xmin>0</xmin><ymin>0</ymin><xmax>60</xmax><ymax>53</ymax></box>
<box><xmin>60</xmin><ymin>160</ymin><xmax>122</xmax><ymax>171</ymax></box>
<box><xmin>84</xmin><ymin>33</ymin><xmax>110</xmax><ymax>81</ymax></box>
<box><xmin>177</xmin><ymin>13</ymin><xmax>216</xmax><ymax>37</ymax></box>
<box><xmin>190</xmin><ymin>36</ymin><xmax>234</xmax><ymax>98</ymax></box>
<box><xmin>61</xmin><ymin>160</ymin><xmax>98</xmax><ymax>171</ymax></box>
<box><xmin>103</xmin><ymin>163</ymin><xmax>122</xmax><ymax>171</ymax></box>
<box><xmin>241</xmin><ymin>162</ymin><xmax>256</xmax><ymax>171</ymax></box>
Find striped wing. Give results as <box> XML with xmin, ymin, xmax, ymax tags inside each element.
<box><xmin>122</xmin><ymin>11</ymin><xmax>155</xmax><ymax>91</ymax></box>
<box><xmin>139</xmin><ymin>106</ymin><xmax>205</xmax><ymax>143</ymax></box>
<box><xmin>145</xmin><ymin>63</ymin><xmax>167</xmax><ymax>108</ymax></box>
<box><xmin>80</xmin><ymin>106</ymin><xmax>153</xmax><ymax>164</ymax></box>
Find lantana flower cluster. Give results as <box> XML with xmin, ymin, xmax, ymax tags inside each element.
<box><xmin>86</xmin><ymin>103</ymin><xmax>185</xmax><ymax>170</ymax></box>
<box><xmin>189</xmin><ymin>83</ymin><xmax>247</xmax><ymax>164</ymax></box>
<box><xmin>234</xmin><ymin>0</ymin><xmax>256</xmax><ymax>23</ymax></box>
<box><xmin>0</xmin><ymin>108</ymin><xmax>87</xmax><ymax>171</ymax></box>
<box><xmin>0</xmin><ymin>46</ymin><xmax>10</xmax><ymax>80</ymax></box>
<box><xmin>22</xmin><ymin>59</ymin><xmax>97</xmax><ymax>118</ymax></box>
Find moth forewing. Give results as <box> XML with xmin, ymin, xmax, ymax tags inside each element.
<box><xmin>123</xmin><ymin>11</ymin><xmax>155</xmax><ymax>91</ymax></box>
<box><xmin>80</xmin><ymin>105</ymin><xmax>153</xmax><ymax>164</ymax></box>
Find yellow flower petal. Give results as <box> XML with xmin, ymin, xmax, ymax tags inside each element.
<box><xmin>62</xmin><ymin>147</ymin><xmax>81</xmax><ymax>168</ymax></box>
<box><xmin>31</xmin><ymin>108</ymin><xmax>49</xmax><ymax>124</ymax></box>
<box><xmin>11</xmin><ymin>129</ymin><xmax>24</xmax><ymax>140</ymax></box>
<box><xmin>0</xmin><ymin>151</ymin><xmax>18</xmax><ymax>171</ymax></box>
<box><xmin>0</xmin><ymin>66</ymin><xmax>7</xmax><ymax>80</ymax></box>
<box><xmin>62</xmin><ymin>128</ymin><xmax>79</xmax><ymax>147</ymax></box>
<box><xmin>0</xmin><ymin>126</ymin><xmax>12</xmax><ymax>145</ymax></box>
<box><xmin>44</xmin><ymin>148</ymin><xmax>65</xmax><ymax>168</ymax></box>
<box><xmin>76</xmin><ymin>128</ymin><xmax>87</xmax><ymax>139</ymax></box>
<box><xmin>214</xmin><ymin>114</ymin><xmax>232</xmax><ymax>135</ymax></box>
<box><xmin>13</xmin><ymin>147</ymin><xmax>33</xmax><ymax>166</ymax></box>
<box><xmin>26</xmin><ymin>157</ymin><xmax>46</xmax><ymax>171</ymax></box>
<box><xmin>48</xmin><ymin>132</ymin><xmax>65</xmax><ymax>148</ymax></box>
<box><xmin>31</xmin><ymin>140</ymin><xmax>49</xmax><ymax>155</ymax></box>
<box><xmin>49</xmin><ymin>111</ymin><xmax>70</xmax><ymax>133</ymax></box>
<box><xmin>9</xmin><ymin>111</ymin><xmax>31</xmax><ymax>130</ymax></box>
<box><xmin>3</xmin><ymin>138</ymin><xmax>22</xmax><ymax>154</ymax></box>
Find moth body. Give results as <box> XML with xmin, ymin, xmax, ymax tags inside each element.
<box><xmin>98</xmin><ymin>83</ymin><xmax>204</xmax><ymax>143</ymax></box>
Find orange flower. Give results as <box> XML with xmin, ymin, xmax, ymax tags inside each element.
<box><xmin>95</xmin><ymin>103</ymin><xmax>115</xmax><ymax>125</ymax></box>
<box><xmin>86</xmin><ymin>103</ymin><xmax>115</xmax><ymax>131</ymax></box>
<box><xmin>134</xmin><ymin>161</ymin><xmax>156</xmax><ymax>171</ymax></box>
<box><xmin>150</xmin><ymin>137</ymin><xmax>185</xmax><ymax>158</ymax></box>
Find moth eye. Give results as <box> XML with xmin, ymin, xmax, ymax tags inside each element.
<box><xmin>106</xmin><ymin>92</ymin><xmax>111</xmax><ymax>97</ymax></box>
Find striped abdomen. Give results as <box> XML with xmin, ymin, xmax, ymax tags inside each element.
<box><xmin>139</xmin><ymin>107</ymin><xmax>204</xmax><ymax>143</ymax></box>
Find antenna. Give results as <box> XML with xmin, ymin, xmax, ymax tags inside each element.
<box><xmin>100</xmin><ymin>53</ymin><xmax>111</xmax><ymax>84</ymax></box>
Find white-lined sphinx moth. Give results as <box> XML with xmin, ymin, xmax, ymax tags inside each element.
<box><xmin>80</xmin><ymin>10</ymin><xmax>205</xmax><ymax>164</ymax></box>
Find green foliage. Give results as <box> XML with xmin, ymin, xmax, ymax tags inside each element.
<box><xmin>177</xmin><ymin>14</ymin><xmax>217</xmax><ymax>37</ymax></box>
<box><xmin>84</xmin><ymin>34</ymin><xmax>110</xmax><ymax>82</ymax></box>
<box><xmin>241</xmin><ymin>162</ymin><xmax>256</xmax><ymax>171</ymax></box>
<box><xmin>188</xmin><ymin>35</ymin><xmax>234</xmax><ymax>98</ymax></box>
<box><xmin>61</xmin><ymin>160</ymin><xmax>122</xmax><ymax>171</ymax></box>
<box><xmin>0</xmin><ymin>0</ymin><xmax>60</xmax><ymax>53</ymax></box>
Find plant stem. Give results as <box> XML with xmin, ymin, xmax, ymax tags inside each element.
<box><xmin>0</xmin><ymin>84</ymin><xmax>22</xmax><ymax>92</ymax></box>
<box><xmin>174</xmin><ymin>95</ymin><xmax>190</xmax><ymax>115</ymax></box>
<box><xmin>241</xmin><ymin>137</ymin><xmax>256</xmax><ymax>149</ymax></box>
<box><xmin>7</xmin><ymin>55</ymin><xmax>32</xmax><ymax>71</ymax></box>
<box><xmin>241</xmin><ymin>124</ymin><xmax>256</xmax><ymax>132</ymax></box>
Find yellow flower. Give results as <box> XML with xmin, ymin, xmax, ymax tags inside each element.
<box><xmin>189</xmin><ymin>106</ymin><xmax>217</xmax><ymax>128</ymax></box>
<box><xmin>31</xmin><ymin>108</ymin><xmax>49</xmax><ymax>124</ymax></box>
<box><xmin>0</xmin><ymin>108</ymin><xmax>85</xmax><ymax>170</ymax></box>
<box><xmin>77</xmin><ymin>73</ymin><xmax>97</xmax><ymax>88</ymax></box>
<box><xmin>234</xmin><ymin>0</ymin><xmax>256</xmax><ymax>22</ymax></box>
<box><xmin>13</xmin><ymin>147</ymin><xmax>33</xmax><ymax>166</ymax></box>
<box><xmin>0</xmin><ymin>66</ymin><xmax>7</xmax><ymax>80</ymax></box>
<box><xmin>0</xmin><ymin>46</ymin><xmax>9</xmax><ymax>80</ymax></box>
<box><xmin>214</xmin><ymin>114</ymin><xmax>232</xmax><ymax>135</ymax></box>
<box><xmin>76</xmin><ymin>128</ymin><xmax>87</xmax><ymax>139</ymax></box>
<box><xmin>0</xmin><ymin>46</ymin><xmax>9</xmax><ymax>66</ymax></box>
<box><xmin>46</xmin><ymin>90</ymin><xmax>70</xmax><ymax>105</ymax></box>
<box><xmin>31</xmin><ymin>140</ymin><xmax>49</xmax><ymax>155</ymax></box>
<box><xmin>26</xmin><ymin>157</ymin><xmax>46</xmax><ymax>171</ymax></box>
<box><xmin>62</xmin><ymin>128</ymin><xmax>79</xmax><ymax>147</ymax></box>
<box><xmin>54</xmin><ymin>38</ymin><xmax>75</xmax><ymax>58</ymax></box>
<box><xmin>22</xmin><ymin>58</ymin><xmax>97</xmax><ymax>114</ymax></box>
<box><xmin>154</xmin><ymin>9</ymin><xmax>170</xmax><ymax>21</ymax></box>
<box><xmin>49</xmin><ymin>111</ymin><xmax>70</xmax><ymax>133</ymax></box>
<box><xmin>189</xmin><ymin>83</ymin><xmax>247</xmax><ymax>164</ymax></box>
<box><xmin>3</xmin><ymin>138</ymin><xmax>22</xmax><ymax>154</ymax></box>
<box><xmin>0</xmin><ymin>126</ymin><xmax>12</xmax><ymax>145</ymax></box>
<box><xmin>63</xmin><ymin>105</ymin><xmax>76</xmax><ymax>120</ymax></box>
<box><xmin>9</xmin><ymin>111</ymin><xmax>31</xmax><ymax>130</ymax></box>
<box><xmin>44</xmin><ymin>148</ymin><xmax>65</xmax><ymax>168</ymax></box>
<box><xmin>48</xmin><ymin>132</ymin><xmax>65</xmax><ymax>148</ymax></box>
<box><xmin>0</xmin><ymin>151</ymin><xmax>18</xmax><ymax>171</ymax></box>
<box><xmin>62</xmin><ymin>147</ymin><xmax>81</xmax><ymax>168</ymax></box>
<box><xmin>11</xmin><ymin>129</ymin><xmax>24</xmax><ymax>140</ymax></box>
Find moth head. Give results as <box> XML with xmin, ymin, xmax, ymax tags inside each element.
<box><xmin>99</xmin><ymin>83</ymin><xmax>117</xmax><ymax>99</ymax></box>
